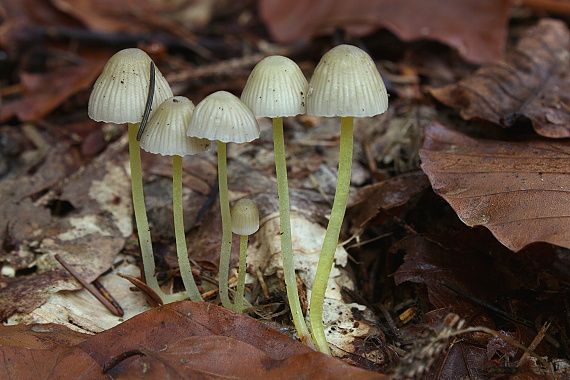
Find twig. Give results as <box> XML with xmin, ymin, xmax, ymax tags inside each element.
<box><xmin>55</xmin><ymin>254</ymin><xmax>123</xmax><ymax>316</ymax></box>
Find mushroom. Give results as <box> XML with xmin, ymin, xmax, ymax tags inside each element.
<box><xmin>140</xmin><ymin>96</ymin><xmax>210</xmax><ymax>302</ymax></box>
<box><xmin>230</xmin><ymin>198</ymin><xmax>260</xmax><ymax>313</ymax></box>
<box><xmin>88</xmin><ymin>48</ymin><xmax>185</xmax><ymax>303</ymax></box>
<box><xmin>241</xmin><ymin>55</ymin><xmax>311</xmax><ymax>342</ymax></box>
<box><xmin>306</xmin><ymin>44</ymin><xmax>389</xmax><ymax>354</ymax></box>
<box><xmin>187</xmin><ymin>91</ymin><xmax>260</xmax><ymax>308</ymax></box>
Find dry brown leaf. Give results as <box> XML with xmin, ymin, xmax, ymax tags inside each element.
<box><xmin>76</xmin><ymin>301</ymin><xmax>385</xmax><ymax>379</ymax></box>
<box><xmin>419</xmin><ymin>121</ymin><xmax>570</xmax><ymax>251</ymax></box>
<box><xmin>0</xmin><ymin>323</ymin><xmax>90</xmax><ymax>350</ymax></box>
<box><xmin>259</xmin><ymin>0</ymin><xmax>511</xmax><ymax>64</ymax></box>
<box><xmin>0</xmin><ymin>303</ymin><xmax>385</xmax><ymax>378</ymax></box>
<box><xmin>0</xmin><ymin>324</ymin><xmax>103</xmax><ymax>379</ymax></box>
<box><xmin>431</xmin><ymin>19</ymin><xmax>570</xmax><ymax>138</ymax></box>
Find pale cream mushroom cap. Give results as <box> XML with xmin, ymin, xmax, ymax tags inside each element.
<box><xmin>241</xmin><ymin>55</ymin><xmax>308</xmax><ymax>118</ymax></box>
<box><xmin>307</xmin><ymin>44</ymin><xmax>388</xmax><ymax>117</ymax></box>
<box><xmin>231</xmin><ymin>198</ymin><xmax>260</xmax><ymax>236</ymax></box>
<box><xmin>140</xmin><ymin>96</ymin><xmax>210</xmax><ymax>156</ymax></box>
<box><xmin>88</xmin><ymin>48</ymin><xmax>173</xmax><ymax>124</ymax></box>
<box><xmin>187</xmin><ymin>91</ymin><xmax>260</xmax><ymax>143</ymax></box>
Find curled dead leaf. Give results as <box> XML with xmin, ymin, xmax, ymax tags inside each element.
<box><xmin>431</xmin><ymin>19</ymin><xmax>570</xmax><ymax>138</ymax></box>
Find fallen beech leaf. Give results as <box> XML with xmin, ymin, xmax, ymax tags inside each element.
<box><xmin>112</xmin><ymin>335</ymin><xmax>384</xmax><ymax>379</ymax></box>
<box><xmin>419</xmin><ymin>122</ymin><xmax>570</xmax><ymax>251</ymax></box>
<box><xmin>0</xmin><ymin>345</ymin><xmax>102</xmax><ymax>379</ymax></box>
<box><xmin>77</xmin><ymin>301</ymin><xmax>385</xmax><ymax>379</ymax></box>
<box><xmin>0</xmin><ymin>323</ymin><xmax>89</xmax><ymax>350</ymax></box>
<box><xmin>431</xmin><ymin>19</ymin><xmax>570</xmax><ymax>138</ymax></box>
<box><xmin>259</xmin><ymin>0</ymin><xmax>511</xmax><ymax>64</ymax></box>
<box><xmin>0</xmin><ymin>324</ymin><xmax>101</xmax><ymax>380</ymax></box>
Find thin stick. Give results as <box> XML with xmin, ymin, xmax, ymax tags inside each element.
<box><xmin>309</xmin><ymin>117</ymin><xmax>354</xmax><ymax>354</ymax></box>
<box><xmin>137</xmin><ymin>62</ymin><xmax>155</xmax><ymax>141</ymax></box>
<box><xmin>272</xmin><ymin>117</ymin><xmax>312</xmax><ymax>343</ymax></box>
<box><xmin>92</xmin><ymin>279</ymin><xmax>124</xmax><ymax>316</ymax></box>
<box><xmin>55</xmin><ymin>254</ymin><xmax>123</xmax><ymax>316</ymax></box>
<box><xmin>173</xmin><ymin>155</ymin><xmax>203</xmax><ymax>302</ymax></box>
<box><xmin>217</xmin><ymin>141</ymin><xmax>233</xmax><ymax>308</ymax></box>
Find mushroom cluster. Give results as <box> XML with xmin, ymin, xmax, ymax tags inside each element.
<box><xmin>88</xmin><ymin>44</ymin><xmax>388</xmax><ymax>355</ymax></box>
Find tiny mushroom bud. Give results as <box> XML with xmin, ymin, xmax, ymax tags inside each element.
<box><xmin>140</xmin><ymin>96</ymin><xmax>210</xmax><ymax>302</ymax></box>
<box><xmin>231</xmin><ymin>198</ymin><xmax>260</xmax><ymax>236</ymax></box>
<box><xmin>187</xmin><ymin>91</ymin><xmax>260</xmax><ymax>309</ymax></box>
<box><xmin>230</xmin><ymin>198</ymin><xmax>260</xmax><ymax>314</ymax></box>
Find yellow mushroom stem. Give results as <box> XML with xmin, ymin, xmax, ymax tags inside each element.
<box><xmin>309</xmin><ymin>116</ymin><xmax>354</xmax><ymax>355</ymax></box>
<box><xmin>217</xmin><ymin>140</ymin><xmax>233</xmax><ymax>308</ymax></box>
<box><xmin>233</xmin><ymin>234</ymin><xmax>249</xmax><ymax>313</ymax></box>
<box><xmin>272</xmin><ymin>117</ymin><xmax>312</xmax><ymax>343</ymax></box>
<box><xmin>172</xmin><ymin>155</ymin><xmax>203</xmax><ymax>302</ymax></box>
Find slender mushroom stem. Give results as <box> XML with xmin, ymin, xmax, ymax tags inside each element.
<box><xmin>172</xmin><ymin>155</ymin><xmax>203</xmax><ymax>302</ymax></box>
<box><xmin>309</xmin><ymin>116</ymin><xmax>354</xmax><ymax>355</ymax></box>
<box><xmin>217</xmin><ymin>140</ymin><xmax>233</xmax><ymax>308</ymax></box>
<box><xmin>128</xmin><ymin>124</ymin><xmax>186</xmax><ymax>303</ymax></box>
<box><xmin>233</xmin><ymin>234</ymin><xmax>249</xmax><ymax>313</ymax></box>
<box><xmin>272</xmin><ymin>117</ymin><xmax>312</xmax><ymax>343</ymax></box>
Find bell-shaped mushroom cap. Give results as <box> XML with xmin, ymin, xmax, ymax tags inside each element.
<box><xmin>231</xmin><ymin>198</ymin><xmax>260</xmax><ymax>236</ymax></box>
<box><xmin>88</xmin><ymin>48</ymin><xmax>173</xmax><ymax>124</ymax></box>
<box><xmin>241</xmin><ymin>55</ymin><xmax>308</xmax><ymax>118</ymax></box>
<box><xmin>187</xmin><ymin>91</ymin><xmax>260</xmax><ymax>143</ymax></box>
<box><xmin>140</xmin><ymin>96</ymin><xmax>211</xmax><ymax>156</ymax></box>
<box><xmin>307</xmin><ymin>44</ymin><xmax>388</xmax><ymax>117</ymax></box>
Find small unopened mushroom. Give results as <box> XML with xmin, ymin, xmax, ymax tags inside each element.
<box><xmin>187</xmin><ymin>91</ymin><xmax>260</xmax><ymax>308</ymax></box>
<box><xmin>140</xmin><ymin>96</ymin><xmax>210</xmax><ymax>302</ymax></box>
<box><xmin>306</xmin><ymin>44</ymin><xmax>389</xmax><ymax>354</ymax></box>
<box><xmin>88</xmin><ymin>48</ymin><xmax>184</xmax><ymax>304</ymax></box>
<box><xmin>230</xmin><ymin>198</ymin><xmax>259</xmax><ymax>313</ymax></box>
<box><xmin>241</xmin><ymin>55</ymin><xmax>311</xmax><ymax>342</ymax></box>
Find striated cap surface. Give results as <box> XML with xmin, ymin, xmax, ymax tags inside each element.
<box><xmin>140</xmin><ymin>96</ymin><xmax>210</xmax><ymax>156</ymax></box>
<box><xmin>231</xmin><ymin>198</ymin><xmax>260</xmax><ymax>235</ymax></box>
<box><xmin>88</xmin><ymin>48</ymin><xmax>173</xmax><ymax>124</ymax></box>
<box><xmin>307</xmin><ymin>44</ymin><xmax>388</xmax><ymax>117</ymax></box>
<box><xmin>241</xmin><ymin>55</ymin><xmax>308</xmax><ymax>118</ymax></box>
<box><xmin>187</xmin><ymin>91</ymin><xmax>260</xmax><ymax>143</ymax></box>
